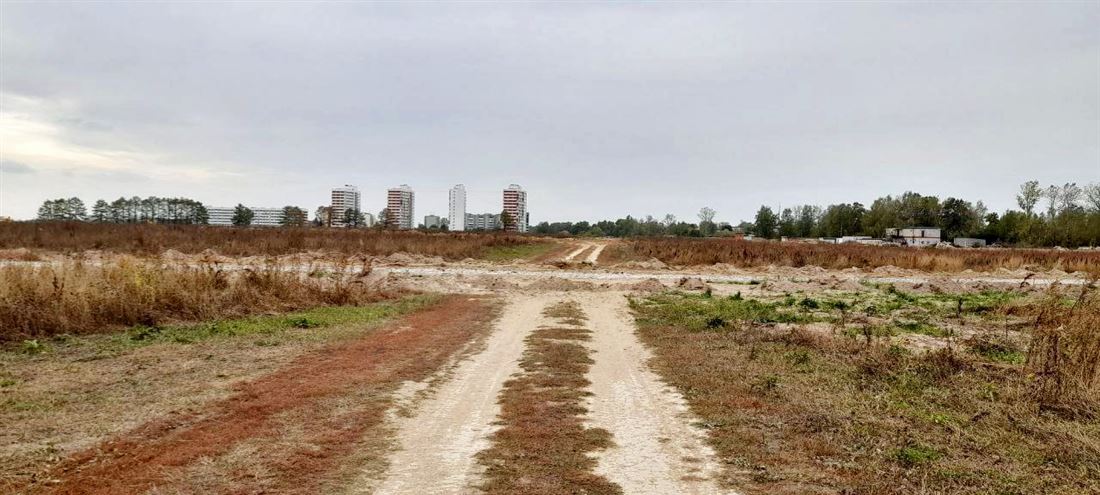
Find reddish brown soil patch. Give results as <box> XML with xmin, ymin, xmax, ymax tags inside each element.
<box><xmin>21</xmin><ymin>296</ymin><xmax>497</xmax><ymax>495</ymax></box>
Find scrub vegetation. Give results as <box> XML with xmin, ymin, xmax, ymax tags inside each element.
<box><xmin>0</xmin><ymin>221</ymin><xmax>545</xmax><ymax>259</ymax></box>
<box><xmin>621</xmin><ymin>237</ymin><xmax>1100</xmax><ymax>274</ymax></box>
<box><xmin>630</xmin><ymin>287</ymin><xmax>1100</xmax><ymax>494</ymax></box>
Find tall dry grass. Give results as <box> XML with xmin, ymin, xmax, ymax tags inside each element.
<box><xmin>1026</xmin><ymin>286</ymin><xmax>1100</xmax><ymax>417</ymax></box>
<box><xmin>0</xmin><ymin>222</ymin><xmax>539</xmax><ymax>259</ymax></box>
<box><xmin>627</xmin><ymin>238</ymin><xmax>1100</xmax><ymax>274</ymax></box>
<box><xmin>0</xmin><ymin>259</ymin><xmax>392</xmax><ymax>341</ymax></box>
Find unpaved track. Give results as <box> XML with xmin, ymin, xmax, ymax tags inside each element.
<box><xmin>367</xmin><ymin>294</ymin><xmax>553</xmax><ymax>495</ymax></box>
<box><xmin>586</xmin><ymin>241</ymin><xmax>607</xmax><ymax>264</ymax></box>
<box><xmin>583</xmin><ymin>292</ymin><xmax>735</xmax><ymax>494</ymax></box>
<box><xmin>562</xmin><ymin>242</ymin><xmax>590</xmax><ymax>262</ymax></box>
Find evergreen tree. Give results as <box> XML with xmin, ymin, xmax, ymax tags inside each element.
<box><xmin>231</xmin><ymin>204</ymin><xmax>254</xmax><ymax>226</ymax></box>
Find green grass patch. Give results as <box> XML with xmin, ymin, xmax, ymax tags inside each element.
<box><xmin>2</xmin><ymin>296</ymin><xmax>437</xmax><ymax>359</ymax></box>
<box><xmin>632</xmin><ymin>292</ymin><xmax>818</xmax><ymax>330</ymax></box>
<box><xmin>481</xmin><ymin>242</ymin><xmax>557</xmax><ymax>262</ymax></box>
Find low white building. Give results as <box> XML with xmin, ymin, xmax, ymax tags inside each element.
<box><xmin>886</xmin><ymin>227</ymin><xmax>941</xmax><ymax>247</ymax></box>
<box><xmin>208</xmin><ymin>206</ymin><xmax>289</xmax><ymax>227</ymax></box>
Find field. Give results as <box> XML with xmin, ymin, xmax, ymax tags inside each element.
<box><xmin>631</xmin><ymin>285</ymin><xmax>1100</xmax><ymax>494</ymax></box>
<box><xmin>617</xmin><ymin>237</ymin><xmax>1100</xmax><ymax>275</ymax></box>
<box><xmin>0</xmin><ymin>222</ymin><xmax>546</xmax><ymax>260</ymax></box>
<box><xmin>2</xmin><ymin>237</ymin><xmax>1098</xmax><ymax>494</ymax></box>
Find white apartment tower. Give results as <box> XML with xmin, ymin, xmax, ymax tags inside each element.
<box><xmin>386</xmin><ymin>184</ymin><xmax>415</xmax><ymax>229</ymax></box>
<box><xmin>330</xmin><ymin>185</ymin><xmax>360</xmax><ymax>228</ymax></box>
<box><xmin>502</xmin><ymin>184</ymin><xmax>528</xmax><ymax>233</ymax></box>
<box><xmin>448</xmin><ymin>184</ymin><xmax>467</xmax><ymax>231</ymax></box>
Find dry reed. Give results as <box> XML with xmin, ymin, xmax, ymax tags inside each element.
<box><xmin>0</xmin><ymin>222</ymin><xmax>539</xmax><ymax>259</ymax></box>
<box><xmin>627</xmin><ymin>238</ymin><xmax>1100</xmax><ymax>274</ymax></box>
<box><xmin>0</xmin><ymin>258</ymin><xmax>392</xmax><ymax>341</ymax></box>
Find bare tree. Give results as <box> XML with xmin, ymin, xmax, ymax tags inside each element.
<box><xmin>698</xmin><ymin>207</ymin><xmax>716</xmax><ymax>224</ymax></box>
<box><xmin>1016</xmin><ymin>180</ymin><xmax>1042</xmax><ymax>216</ymax></box>
<box><xmin>1085</xmin><ymin>183</ymin><xmax>1100</xmax><ymax>212</ymax></box>
<box><xmin>1059</xmin><ymin>182</ymin><xmax>1082</xmax><ymax>212</ymax></box>
<box><xmin>662</xmin><ymin>213</ymin><xmax>677</xmax><ymax>226</ymax></box>
<box><xmin>1044</xmin><ymin>185</ymin><xmax>1061</xmax><ymax>218</ymax></box>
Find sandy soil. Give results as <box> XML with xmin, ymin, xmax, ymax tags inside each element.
<box><xmin>582</xmin><ymin>292</ymin><xmax>735</xmax><ymax>494</ymax></box>
<box><xmin>365</xmin><ymin>294</ymin><xmax>554</xmax><ymax>495</ymax></box>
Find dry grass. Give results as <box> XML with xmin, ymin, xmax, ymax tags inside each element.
<box><xmin>0</xmin><ymin>221</ymin><xmax>543</xmax><ymax>260</ymax></box>
<box><xmin>0</xmin><ymin>258</ymin><xmax>398</xmax><ymax>341</ymax></box>
<box><xmin>6</xmin><ymin>295</ymin><xmax>497</xmax><ymax>494</ymax></box>
<box><xmin>477</xmin><ymin>301</ymin><xmax>620</xmax><ymax>495</ymax></box>
<box><xmin>1025</xmin><ymin>286</ymin><xmax>1100</xmax><ymax>417</ymax></box>
<box><xmin>631</xmin><ymin>289</ymin><xmax>1100</xmax><ymax>495</ymax></box>
<box><xmin>623</xmin><ymin>238</ymin><xmax>1100</xmax><ymax>274</ymax></box>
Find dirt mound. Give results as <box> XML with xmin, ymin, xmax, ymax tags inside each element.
<box><xmin>617</xmin><ymin>258</ymin><xmax>667</xmax><ymax>270</ymax></box>
<box><xmin>525</xmin><ymin>277</ymin><xmax>595</xmax><ymax>291</ymax></box>
<box><xmin>629</xmin><ymin>278</ymin><xmax>667</xmax><ymax>293</ymax></box>
<box><xmin>379</xmin><ymin>253</ymin><xmax>446</xmax><ymax>266</ymax></box>
<box><xmin>159</xmin><ymin>249</ymin><xmax>190</xmax><ymax>261</ymax></box>
<box><xmin>476</xmin><ymin>276</ymin><xmax>519</xmax><ymax>290</ymax></box>
<box><xmin>677</xmin><ymin>277</ymin><xmax>710</xmax><ymax>291</ymax></box>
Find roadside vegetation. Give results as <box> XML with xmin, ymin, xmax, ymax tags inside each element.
<box><xmin>477</xmin><ymin>301</ymin><xmax>621</xmax><ymax>494</ymax></box>
<box><xmin>2</xmin><ymin>295</ymin><xmax>497</xmax><ymax>494</ymax></box>
<box><xmin>0</xmin><ymin>258</ymin><xmax>400</xmax><ymax>341</ymax></box>
<box><xmin>630</xmin><ymin>287</ymin><xmax>1100</xmax><ymax>494</ymax></box>
<box><xmin>619</xmin><ymin>237</ymin><xmax>1100</xmax><ymax>274</ymax></box>
<box><xmin>0</xmin><ymin>222</ymin><xmax>546</xmax><ymax>260</ymax></box>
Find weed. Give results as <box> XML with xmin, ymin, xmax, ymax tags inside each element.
<box><xmin>288</xmin><ymin>317</ymin><xmax>320</xmax><ymax>329</ymax></box>
<box><xmin>894</xmin><ymin>442</ymin><xmax>942</xmax><ymax>467</ymax></box>
<box><xmin>19</xmin><ymin>339</ymin><xmax>47</xmax><ymax>355</ymax></box>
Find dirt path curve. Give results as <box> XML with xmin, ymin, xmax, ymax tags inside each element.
<box><xmin>585</xmin><ymin>241</ymin><xmax>606</xmax><ymax>264</ymax></box>
<box><xmin>562</xmin><ymin>242</ymin><xmax>591</xmax><ymax>262</ymax></box>
<box><xmin>365</xmin><ymin>294</ymin><xmax>553</xmax><ymax>495</ymax></box>
<box><xmin>583</xmin><ymin>292</ymin><xmax>737</xmax><ymax>495</ymax></box>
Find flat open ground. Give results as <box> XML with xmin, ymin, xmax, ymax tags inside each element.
<box><xmin>3</xmin><ymin>238</ymin><xmax>1096</xmax><ymax>494</ymax></box>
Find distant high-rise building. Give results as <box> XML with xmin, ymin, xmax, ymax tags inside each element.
<box><xmin>448</xmin><ymin>184</ymin><xmax>467</xmax><ymax>231</ymax></box>
<box><xmin>330</xmin><ymin>185</ymin><xmax>360</xmax><ymax>228</ymax></box>
<box><xmin>502</xmin><ymin>184</ymin><xmax>528</xmax><ymax>233</ymax></box>
<box><xmin>424</xmin><ymin>214</ymin><xmax>443</xmax><ymax>229</ymax></box>
<box><xmin>386</xmin><ymin>184</ymin><xmax>415</xmax><ymax>229</ymax></box>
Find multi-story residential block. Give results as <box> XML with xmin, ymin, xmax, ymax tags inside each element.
<box><xmin>502</xmin><ymin>184</ymin><xmax>528</xmax><ymax>233</ymax></box>
<box><xmin>386</xmin><ymin>184</ymin><xmax>415</xmax><ymax>229</ymax></box>
<box><xmin>448</xmin><ymin>184</ymin><xmax>467</xmax><ymax>231</ymax></box>
<box><xmin>464</xmin><ymin>213</ymin><xmax>501</xmax><ymax>231</ymax></box>
<box><xmin>207</xmin><ymin>206</ymin><xmax>290</xmax><ymax>227</ymax></box>
<box><xmin>424</xmin><ymin>214</ymin><xmax>443</xmax><ymax>229</ymax></box>
<box><xmin>330</xmin><ymin>185</ymin><xmax>361</xmax><ymax>228</ymax></box>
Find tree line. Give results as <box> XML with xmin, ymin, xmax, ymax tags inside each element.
<box><xmin>749</xmin><ymin>182</ymin><xmax>1100</xmax><ymax>247</ymax></box>
<box><xmin>37</xmin><ymin>196</ymin><xmax>209</xmax><ymax>224</ymax></box>
<box><xmin>534</xmin><ymin>181</ymin><xmax>1100</xmax><ymax>248</ymax></box>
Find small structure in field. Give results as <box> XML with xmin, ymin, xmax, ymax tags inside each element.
<box><xmin>952</xmin><ymin>237</ymin><xmax>987</xmax><ymax>248</ymax></box>
<box><xmin>885</xmin><ymin>227</ymin><xmax>941</xmax><ymax>247</ymax></box>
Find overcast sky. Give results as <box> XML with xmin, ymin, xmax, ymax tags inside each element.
<box><xmin>1</xmin><ymin>2</ymin><xmax>1097</xmax><ymax>223</ymax></box>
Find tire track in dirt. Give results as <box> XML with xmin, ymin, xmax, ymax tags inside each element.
<box><xmin>586</xmin><ymin>242</ymin><xmax>607</xmax><ymax>265</ymax></box>
<box><xmin>582</xmin><ymin>292</ymin><xmax>736</xmax><ymax>495</ymax></box>
<box><xmin>26</xmin><ymin>296</ymin><xmax>496</xmax><ymax>495</ymax></box>
<box><xmin>562</xmin><ymin>242</ymin><xmax>591</xmax><ymax>262</ymax></box>
<box><xmin>364</xmin><ymin>294</ymin><xmax>555</xmax><ymax>495</ymax></box>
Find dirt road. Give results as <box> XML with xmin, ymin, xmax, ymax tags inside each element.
<box><xmin>365</xmin><ymin>294</ymin><xmax>553</xmax><ymax>494</ymax></box>
<box><xmin>583</xmin><ymin>292</ymin><xmax>733</xmax><ymax>494</ymax></box>
<box><xmin>357</xmin><ymin>290</ymin><xmax>734</xmax><ymax>494</ymax></box>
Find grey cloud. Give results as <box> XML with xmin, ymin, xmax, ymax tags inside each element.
<box><xmin>0</xmin><ymin>3</ymin><xmax>1097</xmax><ymax>221</ymax></box>
<box><xmin>0</xmin><ymin>161</ymin><xmax>35</xmax><ymax>174</ymax></box>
